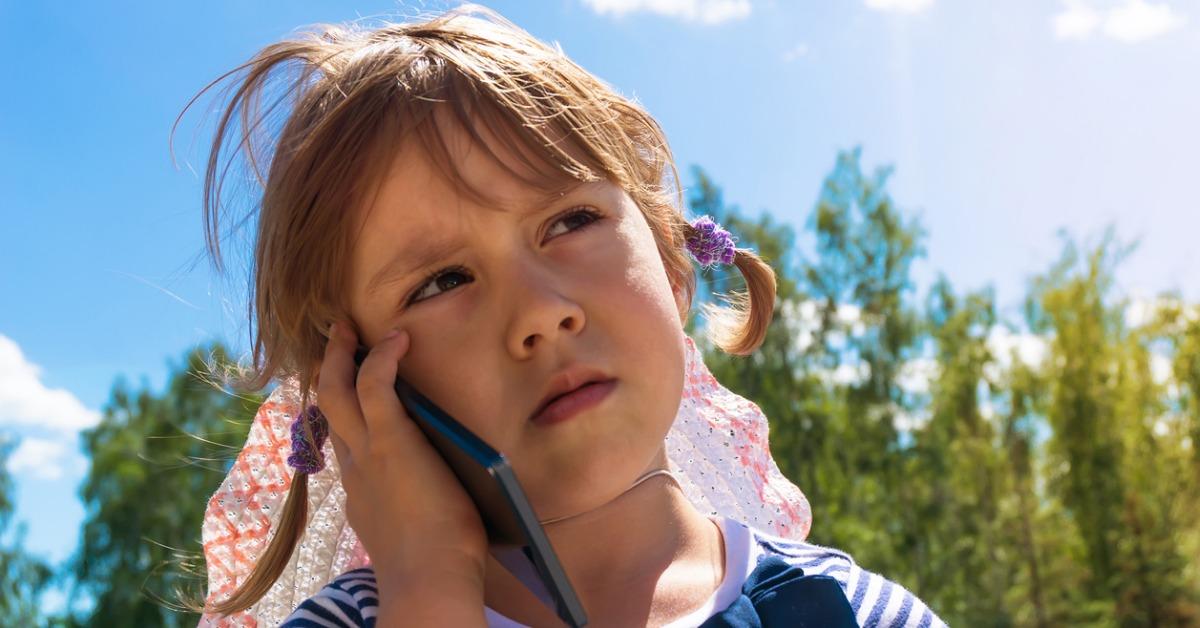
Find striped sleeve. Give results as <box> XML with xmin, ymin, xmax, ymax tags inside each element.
<box><xmin>757</xmin><ymin>537</ymin><xmax>948</xmax><ymax>628</ymax></box>
<box><xmin>844</xmin><ymin>563</ymin><xmax>943</xmax><ymax>628</ymax></box>
<box><xmin>280</xmin><ymin>567</ymin><xmax>379</xmax><ymax>628</ymax></box>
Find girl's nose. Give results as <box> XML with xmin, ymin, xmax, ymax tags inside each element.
<box><xmin>503</xmin><ymin>263</ymin><xmax>586</xmax><ymax>359</ymax></box>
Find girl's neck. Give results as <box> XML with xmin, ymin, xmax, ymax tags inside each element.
<box><xmin>536</xmin><ymin>467</ymin><xmax>681</xmax><ymax>525</ymax></box>
<box><xmin>482</xmin><ymin>449</ymin><xmax>726</xmax><ymax>625</ymax></box>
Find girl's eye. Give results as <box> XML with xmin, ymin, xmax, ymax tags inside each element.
<box><xmin>405</xmin><ymin>207</ymin><xmax>602</xmax><ymax>306</ymax></box>
<box><xmin>407</xmin><ymin>264</ymin><xmax>472</xmax><ymax>306</ymax></box>
<box><xmin>544</xmin><ymin>206</ymin><xmax>600</xmax><ymax>238</ymax></box>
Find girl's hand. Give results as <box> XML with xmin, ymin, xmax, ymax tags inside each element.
<box><xmin>316</xmin><ymin>321</ymin><xmax>488</xmax><ymax>602</ymax></box>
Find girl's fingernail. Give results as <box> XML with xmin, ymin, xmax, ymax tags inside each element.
<box><xmin>383</xmin><ymin>329</ymin><xmax>401</xmax><ymax>340</ymax></box>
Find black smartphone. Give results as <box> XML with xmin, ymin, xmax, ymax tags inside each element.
<box><xmin>352</xmin><ymin>346</ymin><xmax>587</xmax><ymax>628</ymax></box>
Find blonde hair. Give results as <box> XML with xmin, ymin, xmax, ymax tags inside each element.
<box><xmin>175</xmin><ymin>4</ymin><xmax>777</xmax><ymax>615</ymax></box>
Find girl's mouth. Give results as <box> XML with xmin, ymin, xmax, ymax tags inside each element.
<box><xmin>530</xmin><ymin>379</ymin><xmax>617</xmax><ymax>426</ymax></box>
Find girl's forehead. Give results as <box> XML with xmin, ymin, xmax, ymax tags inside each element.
<box><xmin>363</xmin><ymin>110</ymin><xmax>598</xmax><ymax>222</ymax></box>
<box><xmin>375</xmin><ymin>140</ymin><xmax>555</xmax><ymax>217</ymax></box>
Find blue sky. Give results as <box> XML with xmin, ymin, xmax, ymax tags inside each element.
<box><xmin>1</xmin><ymin>0</ymin><xmax>1197</xmax><ymax>612</ymax></box>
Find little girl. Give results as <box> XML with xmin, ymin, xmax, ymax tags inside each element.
<box><xmin>187</xmin><ymin>5</ymin><xmax>947</xmax><ymax>627</ymax></box>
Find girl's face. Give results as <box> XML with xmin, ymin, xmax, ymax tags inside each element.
<box><xmin>345</xmin><ymin>119</ymin><xmax>687</xmax><ymax>520</ymax></box>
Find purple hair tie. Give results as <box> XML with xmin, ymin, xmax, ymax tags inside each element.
<box><xmin>288</xmin><ymin>405</ymin><xmax>330</xmax><ymax>474</ymax></box>
<box><xmin>686</xmin><ymin>215</ymin><xmax>737</xmax><ymax>268</ymax></box>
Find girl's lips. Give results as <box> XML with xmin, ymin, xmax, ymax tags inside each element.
<box><xmin>531</xmin><ymin>379</ymin><xmax>617</xmax><ymax>426</ymax></box>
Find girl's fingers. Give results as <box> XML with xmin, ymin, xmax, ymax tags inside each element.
<box><xmin>316</xmin><ymin>321</ymin><xmax>368</xmax><ymax>451</ymax></box>
<box><xmin>355</xmin><ymin>329</ymin><xmax>413</xmax><ymax>440</ymax></box>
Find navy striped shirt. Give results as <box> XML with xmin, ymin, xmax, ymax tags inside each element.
<box><xmin>280</xmin><ymin>516</ymin><xmax>946</xmax><ymax>627</ymax></box>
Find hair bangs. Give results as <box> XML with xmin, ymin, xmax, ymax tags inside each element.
<box><xmin>373</xmin><ymin>66</ymin><xmax>612</xmax><ymax>215</ymax></box>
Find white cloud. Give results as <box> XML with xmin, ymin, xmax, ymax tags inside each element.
<box><xmin>1126</xmin><ymin>294</ymin><xmax>1164</xmax><ymax>328</ymax></box>
<box><xmin>778</xmin><ymin>299</ymin><xmax>868</xmax><ymax>357</ymax></box>
<box><xmin>0</xmin><ymin>334</ymin><xmax>99</xmax><ymax>482</ymax></box>
<box><xmin>1053</xmin><ymin>0</ymin><xmax>1102</xmax><ymax>39</ymax></box>
<box><xmin>780</xmin><ymin>299</ymin><xmax>819</xmax><ymax>354</ymax></box>
<box><xmin>985</xmin><ymin>326</ymin><xmax>1049</xmax><ymax>384</ymax></box>
<box><xmin>980</xmin><ymin>398</ymin><xmax>996</xmax><ymax>420</ymax></box>
<box><xmin>1125</xmin><ymin>294</ymin><xmax>1200</xmax><ymax>331</ymax></box>
<box><xmin>864</xmin><ymin>0</ymin><xmax>934</xmax><ymax>14</ymax></box>
<box><xmin>834</xmin><ymin>303</ymin><xmax>866</xmax><ymax>336</ymax></box>
<box><xmin>6</xmin><ymin>437</ymin><xmax>69</xmax><ymax>480</ymax></box>
<box><xmin>1052</xmin><ymin>0</ymin><xmax>1186</xmax><ymax>43</ymax></box>
<box><xmin>1104</xmin><ymin>0</ymin><xmax>1187</xmax><ymax>42</ymax></box>
<box><xmin>1150</xmin><ymin>352</ymin><xmax>1173</xmax><ymax>385</ymax></box>
<box><xmin>0</xmin><ymin>335</ymin><xmax>101</xmax><ymax>434</ymax></box>
<box><xmin>987</xmin><ymin>326</ymin><xmax>1049</xmax><ymax>370</ymax></box>
<box><xmin>582</xmin><ymin>0</ymin><xmax>751</xmax><ymax>24</ymax></box>
<box><xmin>781</xmin><ymin>42</ymin><xmax>809</xmax><ymax>62</ymax></box>
<box><xmin>898</xmin><ymin>357</ymin><xmax>938</xmax><ymax>395</ymax></box>
<box><xmin>893</xmin><ymin>407</ymin><xmax>929</xmax><ymax>432</ymax></box>
<box><xmin>821</xmin><ymin>361</ymin><xmax>870</xmax><ymax>388</ymax></box>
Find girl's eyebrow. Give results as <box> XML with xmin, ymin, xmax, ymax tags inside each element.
<box><xmin>366</xmin><ymin>237</ymin><xmax>464</xmax><ymax>297</ymax></box>
<box><xmin>364</xmin><ymin>181</ymin><xmax>594</xmax><ymax>297</ymax></box>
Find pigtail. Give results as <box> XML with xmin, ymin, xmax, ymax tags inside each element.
<box><xmin>682</xmin><ymin>223</ymin><xmax>777</xmax><ymax>356</ymax></box>
<box><xmin>202</xmin><ymin>385</ymin><xmax>319</xmax><ymax>617</ymax></box>
<box><xmin>204</xmin><ymin>465</ymin><xmax>311</xmax><ymax>616</ymax></box>
<box><xmin>173</xmin><ymin>29</ymin><xmax>337</xmax><ymax>614</ymax></box>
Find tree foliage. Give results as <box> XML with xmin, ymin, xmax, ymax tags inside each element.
<box><xmin>68</xmin><ymin>343</ymin><xmax>260</xmax><ymax>626</ymax></box>
<box><xmin>0</xmin><ymin>439</ymin><xmax>53</xmax><ymax>625</ymax></box>
<box><xmin>690</xmin><ymin>150</ymin><xmax>1200</xmax><ymax>626</ymax></box>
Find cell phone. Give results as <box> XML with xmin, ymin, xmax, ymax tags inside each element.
<box><xmin>352</xmin><ymin>346</ymin><xmax>587</xmax><ymax>628</ymax></box>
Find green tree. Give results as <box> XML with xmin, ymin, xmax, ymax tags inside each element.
<box><xmin>687</xmin><ymin>150</ymin><xmax>931</xmax><ymax>595</ymax></box>
<box><xmin>1028</xmin><ymin>231</ymin><xmax>1198</xmax><ymax>626</ymax></box>
<box><xmin>0</xmin><ymin>438</ymin><xmax>53</xmax><ymax>625</ymax></box>
<box><xmin>801</xmin><ymin>147</ymin><xmax>926</xmax><ymax>578</ymax></box>
<box><xmin>1110</xmin><ymin>301</ymin><xmax>1199</xmax><ymax>625</ymax></box>
<box><xmin>68</xmin><ymin>342</ymin><xmax>260</xmax><ymax>626</ymax></box>
<box><xmin>1154</xmin><ymin>297</ymin><xmax>1200</xmax><ymax>482</ymax></box>
<box><xmin>1026</xmin><ymin>231</ymin><xmax>1130</xmax><ymax>608</ymax></box>
<box><xmin>909</xmin><ymin>278</ymin><xmax>1014</xmax><ymax>625</ymax></box>
<box><xmin>683</xmin><ymin>159</ymin><xmax>1198</xmax><ymax>625</ymax></box>
<box><xmin>1152</xmin><ymin>298</ymin><xmax>1200</xmax><ymax>598</ymax></box>
<box><xmin>995</xmin><ymin>352</ymin><xmax>1055</xmax><ymax>627</ymax></box>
